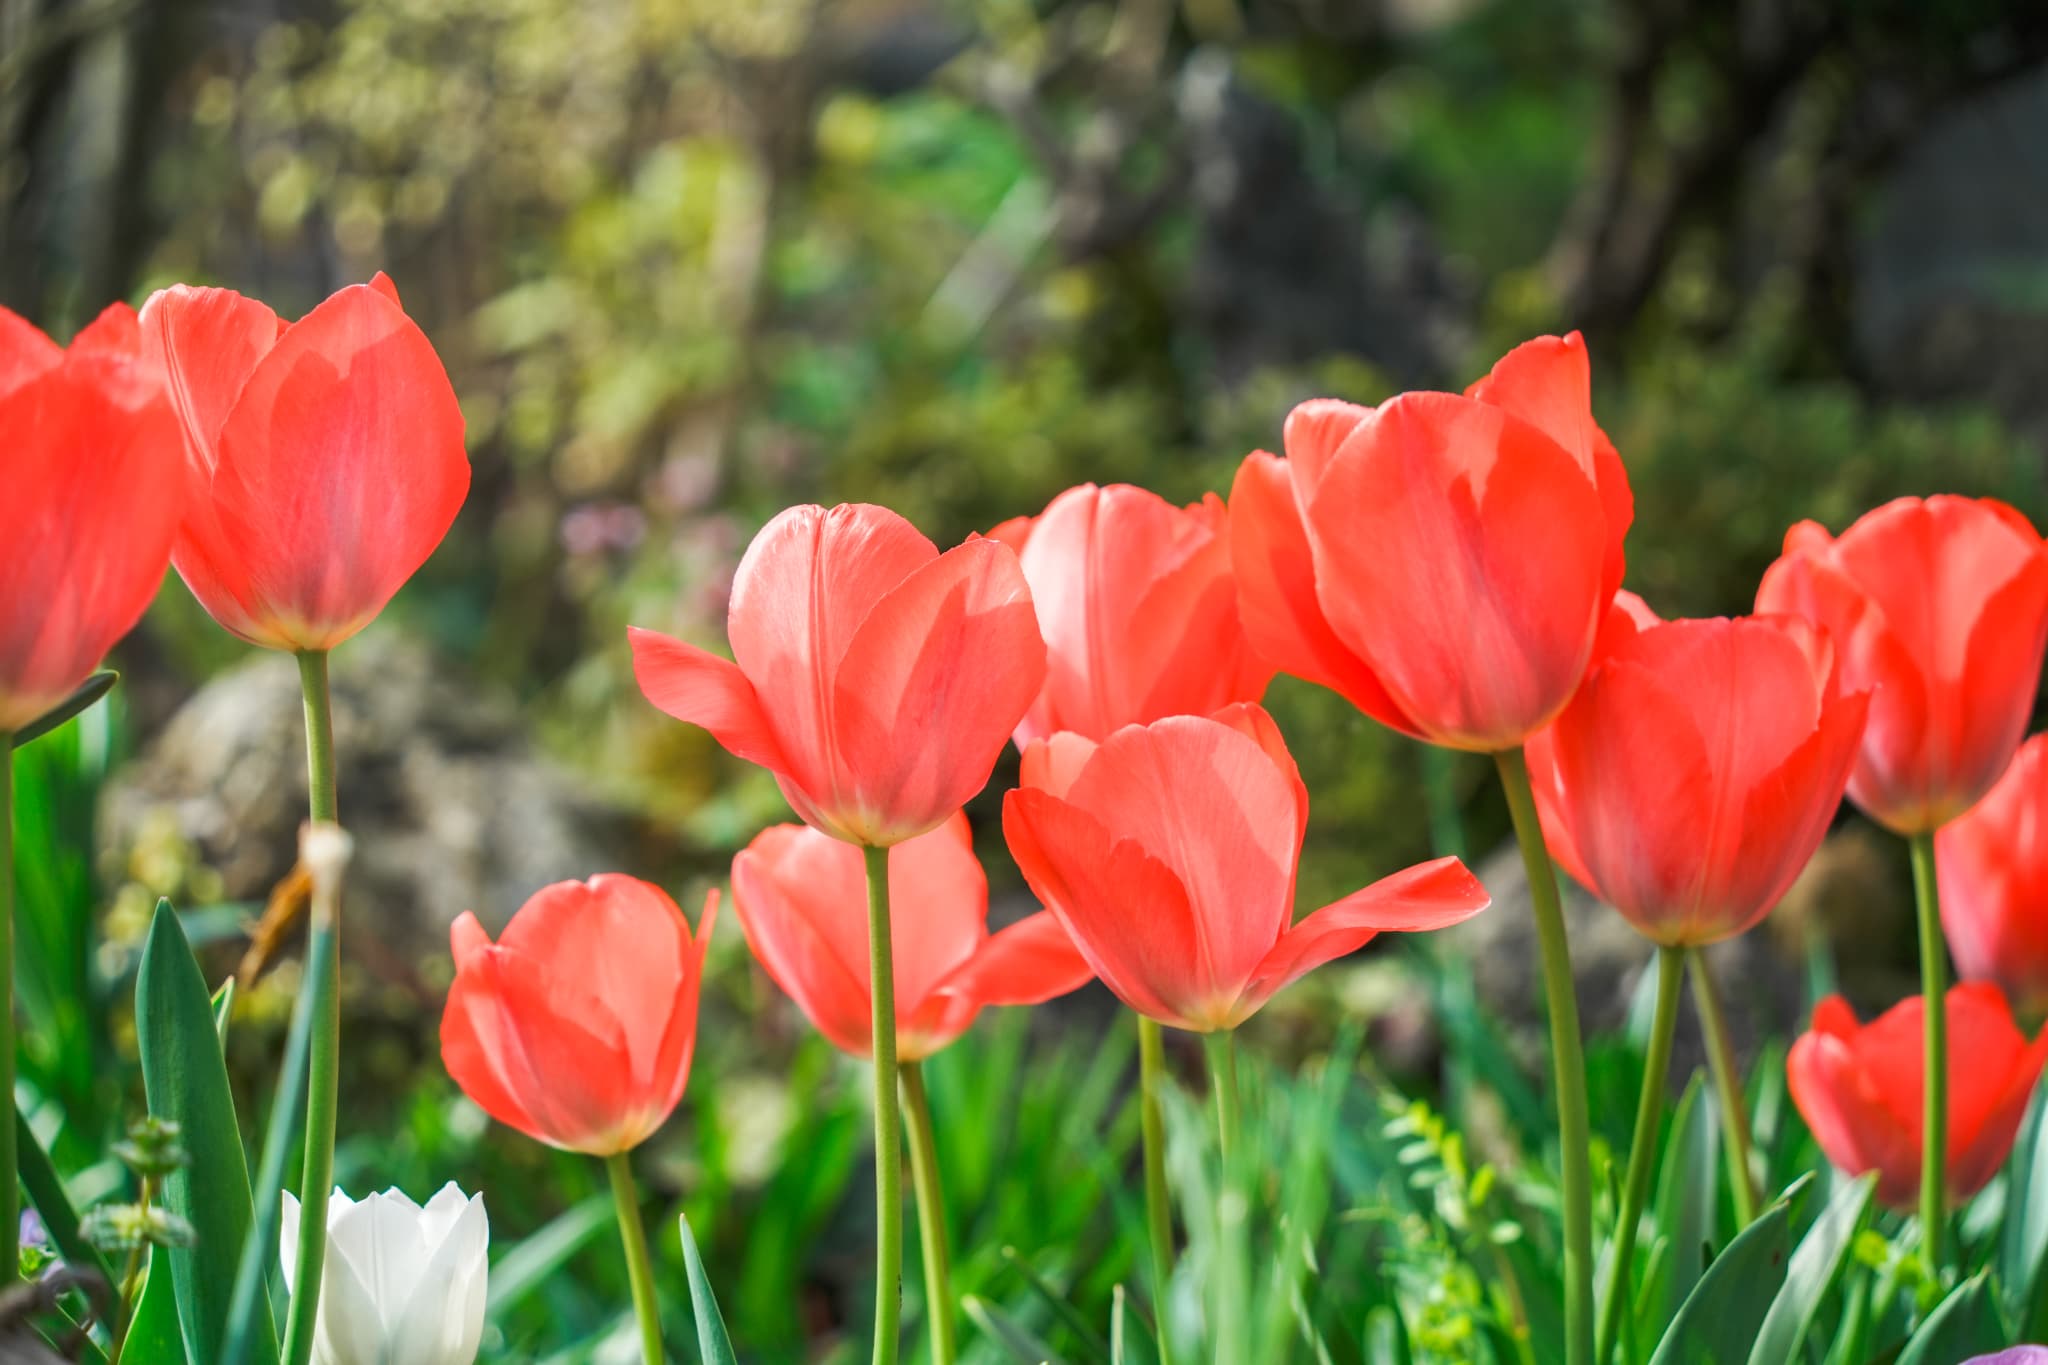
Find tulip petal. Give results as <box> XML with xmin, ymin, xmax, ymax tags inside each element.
<box><xmin>1019</xmin><ymin>731</ymin><xmax>1097</xmax><ymax>799</ymax></box>
<box><xmin>1281</xmin><ymin>398</ymin><xmax>1373</xmax><ymax>500</ymax></box>
<box><xmin>0</xmin><ymin>305</ymin><xmax>61</xmax><ymax>396</ymax></box>
<box><xmin>1951</xmin><ymin>1021</ymin><xmax>2048</xmax><ymax>1200</ymax></box>
<box><xmin>1938</xmin><ymin>734</ymin><xmax>2048</xmax><ymax>1013</ymax></box>
<box><xmin>312</xmin><ymin>1215</ymin><xmax>394</xmax><ymax>1365</ymax></box>
<box><xmin>1788</xmin><ymin>1022</ymin><xmax>1920</xmax><ymax>1208</ymax></box>
<box><xmin>1950</xmin><ymin>546</ymin><xmax>2048</xmax><ymax>811</ymax></box>
<box><xmin>138</xmin><ymin>284</ymin><xmax>280</xmax><ymax>464</ymax></box>
<box><xmin>648</xmin><ymin>888</ymin><xmax>716</xmax><ymax>1131</ymax></box>
<box><xmin>388</xmin><ymin>1187</ymin><xmax>488</xmax><ymax>1365</ymax></box>
<box><xmin>935</xmin><ymin>910</ymin><xmax>1095</xmax><ymax>1008</ymax></box>
<box><xmin>628</xmin><ymin>626</ymin><xmax>791</xmax><ymax>774</ymax></box>
<box><xmin>1202</xmin><ymin>702</ymin><xmax>1308</xmax><ymax>844</ymax></box>
<box><xmin>732</xmin><ymin>826</ymin><xmax>876</xmax><ymax>1054</ymax></box>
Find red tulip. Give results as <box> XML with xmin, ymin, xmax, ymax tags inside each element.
<box><xmin>1002</xmin><ymin>703</ymin><xmax>1489</xmax><ymax>1031</ymax></box>
<box><xmin>139</xmin><ymin>275</ymin><xmax>470</xmax><ymax>652</ymax></box>
<box><xmin>631</xmin><ymin>503</ymin><xmax>1047</xmax><ymax>846</ymax></box>
<box><xmin>1755</xmin><ymin>496</ymin><xmax>2048</xmax><ymax>834</ymax></box>
<box><xmin>986</xmin><ymin>483</ymin><xmax>1274</xmax><ymax>744</ymax></box>
<box><xmin>0</xmin><ymin>305</ymin><xmax>183</xmax><ymax>732</ymax></box>
<box><xmin>1229</xmin><ymin>333</ymin><xmax>1632</xmax><ymax>751</ymax></box>
<box><xmin>730</xmin><ymin>812</ymin><xmax>1092</xmax><ymax>1059</ymax></box>
<box><xmin>1526</xmin><ymin>594</ymin><xmax>1868</xmax><ymax>945</ymax></box>
<box><xmin>440</xmin><ymin>876</ymin><xmax>716</xmax><ymax>1156</ymax></box>
<box><xmin>1937</xmin><ymin>733</ymin><xmax>2048</xmax><ymax>1017</ymax></box>
<box><xmin>1787</xmin><ymin>984</ymin><xmax>2048</xmax><ymax>1208</ymax></box>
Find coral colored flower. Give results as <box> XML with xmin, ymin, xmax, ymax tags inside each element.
<box><xmin>440</xmin><ymin>876</ymin><xmax>716</xmax><ymax>1156</ymax></box>
<box><xmin>1526</xmin><ymin>594</ymin><xmax>1868</xmax><ymax>946</ymax></box>
<box><xmin>631</xmin><ymin>503</ymin><xmax>1047</xmax><ymax>846</ymax></box>
<box><xmin>1229</xmin><ymin>333</ymin><xmax>1632</xmax><ymax>751</ymax></box>
<box><xmin>140</xmin><ymin>275</ymin><xmax>470</xmax><ymax>652</ymax></box>
<box><xmin>0</xmin><ymin>304</ymin><xmax>184</xmax><ymax>732</ymax></box>
<box><xmin>281</xmin><ymin>1183</ymin><xmax>487</xmax><ymax>1365</ymax></box>
<box><xmin>1003</xmin><ymin>703</ymin><xmax>1489</xmax><ymax>1031</ymax></box>
<box><xmin>1938</xmin><ymin>733</ymin><xmax>2048</xmax><ymax>1017</ymax></box>
<box><xmin>986</xmin><ymin>483</ymin><xmax>1274</xmax><ymax>745</ymax></box>
<box><xmin>1756</xmin><ymin>495</ymin><xmax>2048</xmax><ymax>834</ymax></box>
<box><xmin>730</xmin><ymin>812</ymin><xmax>1092</xmax><ymax>1059</ymax></box>
<box><xmin>1787</xmin><ymin>984</ymin><xmax>2048</xmax><ymax>1209</ymax></box>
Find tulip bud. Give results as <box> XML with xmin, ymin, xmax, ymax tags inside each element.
<box><xmin>280</xmin><ymin>1183</ymin><xmax>488</xmax><ymax>1365</ymax></box>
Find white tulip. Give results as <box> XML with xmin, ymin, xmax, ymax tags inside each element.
<box><xmin>281</xmin><ymin>1183</ymin><xmax>488</xmax><ymax>1365</ymax></box>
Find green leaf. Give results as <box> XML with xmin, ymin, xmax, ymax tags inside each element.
<box><xmin>1896</xmin><ymin>1271</ymin><xmax>2005</xmax><ymax>1365</ymax></box>
<box><xmin>135</xmin><ymin>900</ymin><xmax>277</xmax><ymax>1365</ymax></box>
<box><xmin>2000</xmin><ymin>1077</ymin><xmax>2048</xmax><ymax>1337</ymax></box>
<box><xmin>965</xmin><ymin>1293</ymin><xmax>1069</xmax><ymax>1364</ymax></box>
<box><xmin>122</xmin><ymin>1255</ymin><xmax>186</xmax><ymax>1364</ymax></box>
<box><xmin>14</xmin><ymin>671</ymin><xmax>117</xmax><ymax>747</ymax></box>
<box><xmin>487</xmin><ymin>1194</ymin><xmax>612</xmax><ymax>1317</ymax></box>
<box><xmin>1747</xmin><ymin>1174</ymin><xmax>1874</xmax><ymax>1365</ymax></box>
<box><xmin>1001</xmin><ymin>1245</ymin><xmax>1112</xmax><ymax>1363</ymax></box>
<box><xmin>211</xmin><ymin>979</ymin><xmax>235</xmax><ymax>1046</ymax></box>
<box><xmin>15</xmin><ymin>1104</ymin><xmax>113</xmax><ymax>1284</ymax></box>
<box><xmin>1647</xmin><ymin>1177</ymin><xmax>1802</xmax><ymax>1365</ymax></box>
<box><xmin>679</xmin><ymin>1212</ymin><xmax>738</xmax><ymax>1365</ymax></box>
<box><xmin>1643</xmin><ymin>1072</ymin><xmax>1719</xmax><ymax>1337</ymax></box>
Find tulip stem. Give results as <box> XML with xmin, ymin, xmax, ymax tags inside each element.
<box><xmin>282</xmin><ymin>651</ymin><xmax>341</xmax><ymax>1365</ymax></box>
<box><xmin>0</xmin><ymin>734</ymin><xmax>15</xmax><ymax>1292</ymax></box>
<box><xmin>898</xmin><ymin>1061</ymin><xmax>956</xmax><ymax>1365</ymax></box>
<box><xmin>605</xmin><ymin>1152</ymin><xmax>666</xmax><ymax>1363</ymax></box>
<box><xmin>1494</xmin><ymin>747</ymin><xmax>1594</xmax><ymax>1365</ymax></box>
<box><xmin>1203</xmin><ymin>1030</ymin><xmax>1240</xmax><ymax>1165</ymax></box>
<box><xmin>863</xmin><ymin>844</ymin><xmax>904</xmax><ymax>1365</ymax></box>
<box><xmin>1137</xmin><ymin>1013</ymin><xmax>1177</xmax><ymax>1364</ymax></box>
<box><xmin>1688</xmin><ymin>948</ymin><xmax>1759</xmax><ymax>1228</ymax></box>
<box><xmin>1595</xmin><ymin>946</ymin><xmax>1683</xmax><ymax>1365</ymax></box>
<box><xmin>1909</xmin><ymin>832</ymin><xmax>1947</xmax><ymax>1279</ymax></box>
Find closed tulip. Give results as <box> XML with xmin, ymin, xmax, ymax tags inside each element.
<box><xmin>279</xmin><ymin>1183</ymin><xmax>487</xmax><ymax>1365</ymax></box>
<box><xmin>1787</xmin><ymin>984</ymin><xmax>2048</xmax><ymax>1209</ymax></box>
<box><xmin>987</xmin><ymin>483</ymin><xmax>1273</xmax><ymax>744</ymax></box>
<box><xmin>1526</xmin><ymin>596</ymin><xmax>1868</xmax><ymax>945</ymax></box>
<box><xmin>440</xmin><ymin>876</ymin><xmax>716</xmax><ymax>1155</ymax></box>
<box><xmin>1937</xmin><ymin>733</ymin><xmax>2048</xmax><ymax>1017</ymax></box>
<box><xmin>731</xmin><ymin>812</ymin><xmax>1093</xmax><ymax>1059</ymax></box>
<box><xmin>631</xmin><ymin>502</ymin><xmax>1046</xmax><ymax>846</ymax></box>
<box><xmin>139</xmin><ymin>275</ymin><xmax>470</xmax><ymax>652</ymax></box>
<box><xmin>1756</xmin><ymin>496</ymin><xmax>2048</xmax><ymax>834</ymax></box>
<box><xmin>1229</xmin><ymin>333</ymin><xmax>1632</xmax><ymax>751</ymax></box>
<box><xmin>1002</xmin><ymin>703</ymin><xmax>1489</xmax><ymax>1031</ymax></box>
<box><xmin>0</xmin><ymin>304</ymin><xmax>184</xmax><ymax>732</ymax></box>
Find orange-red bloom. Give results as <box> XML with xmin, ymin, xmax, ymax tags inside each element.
<box><xmin>0</xmin><ymin>305</ymin><xmax>183</xmax><ymax>732</ymax></box>
<box><xmin>730</xmin><ymin>813</ymin><xmax>1092</xmax><ymax>1059</ymax></box>
<box><xmin>140</xmin><ymin>275</ymin><xmax>470</xmax><ymax>652</ymax></box>
<box><xmin>1938</xmin><ymin>734</ymin><xmax>2048</xmax><ymax>1017</ymax></box>
<box><xmin>1756</xmin><ymin>496</ymin><xmax>2048</xmax><ymax>834</ymax></box>
<box><xmin>631</xmin><ymin>503</ymin><xmax>1047</xmax><ymax>846</ymax></box>
<box><xmin>1787</xmin><ymin>984</ymin><xmax>2048</xmax><ymax>1209</ymax></box>
<box><xmin>987</xmin><ymin>483</ymin><xmax>1273</xmax><ymax>744</ymax></box>
<box><xmin>440</xmin><ymin>876</ymin><xmax>716</xmax><ymax>1156</ymax></box>
<box><xmin>1526</xmin><ymin>595</ymin><xmax>1868</xmax><ymax>946</ymax></box>
<box><xmin>1230</xmin><ymin>333</ymin><xmax>1631</xmax><ymax>751</ymax></box>
<box><xmin>1002</xmin><ymin>703</ymin><xmax>1489</xmax><ymax>1031</ymax></box>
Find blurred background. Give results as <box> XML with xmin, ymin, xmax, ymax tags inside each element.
<box><xmin>6</xmin><ymin>0</ymin><xmax>2048</xmax><ymax>1358</ymax></box>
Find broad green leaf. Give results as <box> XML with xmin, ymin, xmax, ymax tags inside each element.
<box><xmin>679</xmin><ymin>1212</ymin><xmax>739</xmax><ymax>1365</ymax></box>
<box><xmin>136</xmin><ymin>901</ymin><xmax>277</xmax><ymax>1365</ymax></box>
<box><xmin>2000</xmin><ymin>1077</ymin><xmax>2048</xmax><ymax>1337</ymax></box>
<box><xmin>487</xmin><ymin>1194</ymin><xmax>612</xmax><ymax>1316</ymax></box>
<box><xmin>1364</xmin><ymin>1305</ymin><xmax>1410</xmax><ymax>1365</ymax></box>
<box><xmin>211</xmin><ymin>979</ymin><xmax>235</xmax><ymax>1045</ymax></box>
<box><xmin>15</xmin><ymin>1104</ymin><xmax>113</xmax><ymax>1283</ymax></box>
<box><xmin>122</xmin><ymin>1255</ymin><xmax>185</xmax><ymax>1364</ymax></box>
<box><xmin>1748</xmin><ymin>1173</ymin><xmax>1874</xmax><ymax>1365</ymax></box>
<box><xmin>1647</xmin><ymin>1177</ymin><xmax>1802</xmax><ymax>1365</ymax></box>
<box><xmin>966</xmin><ymin>1293</ymin><xmax>1069</xmax><ymax>1364</ymax></box>
<box><xmin>1896</xmin><ymin>1271</ymin><xmax>2005</xmax><ymax>1365</ymax></box>
<box><xmin>15</xmin><ymin>671</ymin><xmax>116</xmax><ymax>747</ymax></box>
<box><xmin>1643</xmin><ymin>1072</ymin><xmax>1718</xmax><ymax>1337</ymax></box>
<box><xmin>1001</xmin><ymin>1245</ymin><xmax>1111</xmax><ymax>1363</ymax></box>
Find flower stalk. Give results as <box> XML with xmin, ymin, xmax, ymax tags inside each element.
<box><xmin>863</xmin><ymin>844</ymin><xmax>904</xmax><ymax>1365</ymax></box>
<box><xmin>1596</xmin><ymin>946</ymin><xmax>1683</xmax><ymax>1365</ymax></box>
<box><xmin>1689</xmin><ymin>948</ymin><xmax>1759</xmax><ymax>1227</ymax></box>
<box><xmin>899</xmin><ymin>1061</ymin><xmax>956</xmax><ymax>1365</ymax></box>
<box><xmin>1909</xmin><ymin>832</ymin><xmax>1947</xmax><ymax>1277</ymax></box>
<box><xmin>605</xmin><ymin>1153</ymin><xmax>664</xmax><ymax>1365</ymax></box>
<box><xmin>1137</xmin><ymin>1013</ymin><xmax>1177</xmax><ymax>1365</ymax></box>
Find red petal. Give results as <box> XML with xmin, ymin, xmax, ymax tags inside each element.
<box><xmin>1018</xmin><ymin>731</ymin><xmax>1097</xmax><ymax>799</ymax></box>
<box><xmin>629</xmin><ymin>626</ymin><xmax>790</xmax><ymax>775</ymax></box>
<box><xmin>1787</xmin><ymin>1024</ymin><xmax>1919</xmax><ymax>1209</ymax></box>
<box><xmin>0</xmin><ymin>306</ymin><xmax>60</xmax><ymax>396</ymax></box>
<box><xmin>138</xmin><ymin>284</ymin><xmax>280</xmax><ymax>467</ymax></box>
<box><xmin>731</xmin><ymin>825</ymin><xmax>876</xmax><ymax>1055</ymax></box>
<box><xmin>1937</xmin><ymin>735</ymin><xmax>2048</xmax><ymax>1012</ymax></box>
<box><xmin>935</xmin><ymin>910</ymin><xmax>1095</xmax><ymax>1008</ymax></box>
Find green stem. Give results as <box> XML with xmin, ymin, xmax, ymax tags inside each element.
<box><xmin>1202</xmin><ymin>1029</ymin><xmax>1245</xmax><ymax>1365</ymax></box>
<box><xmin>898</xmin><ymin>1062</ymin><xmax>956</xmax><ymax>1365</ymax></box>
<box><xmin>1203</xmin><ymin>1031</ymin><xmax>1239</xmax><ymax>1165</ymax></box>
<box><xmin>107</xmin><ymin>1174</ymin><xmax>155</xmax><ymax>1364</ymax></box>
<box><xmin>863</xmin><ymin>844</ymin><xmax>903</xmax><ymax>1365</ymax></box>
<box><xmin>1137</xmin><ymin>1014</ymin><xmax>1177</xmax><ymax>1365</ymax></box>
<box><xmin>282</xmin><ymin>651</ymin><xmax>340</xmax><ymax>1365</ymax></box>
<box><xmin>1688</xmin><ymin>948</ymin><xmax>1759</xmax><ymax>1228</ymax></box>
<box><xmin>1909</xmin><ymin>832</ymin><xmax>1946</xmax><ymax>1279</ymax></box>
<box><xmin>1595</xmin><ymin>946</ymin><xmax>1684</xmax><ymax>1365</ymax></box>
<box><xmin>1494</xmin><ymin>747</ymin><xmax>1594</xmax><ymax>1365</ymax></box>
<box><xmin>0</xmin><ymin>734</ymin><xmax>15</xmax><ymax>1292</ymax></box>
<box><xmin>606</xmin><ymin>1152</ymin><xmax>665</xmax><ymax>1364</ymax></box>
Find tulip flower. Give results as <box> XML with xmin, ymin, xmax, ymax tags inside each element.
<box><xmin>440</xmin><ymin>875</ymin><xmax>716</xmax><ymax>1156</ymax></box>
<box><xmin>279</xmin><ymin>1183</ymin><xmax>487</xmax><ymax>1365</ymax></box>
<box><xmin>631</xmin><ymin>502</ymin><xmax>1046</xmax><ymax>848</ymax></box>
<box><xmin>1228</xmin><ymin>332</ymin><xmax>1631</xmax><ymax>752</ymax></box>
<box><xmin>1755</xmin><ymin>495</ymin><xmax>2048</xmax><ymax>836</ymax></box>
<box><xmin>1938</xmin><ymin>733</ymin><xmax>2048</xmax><ymax>1019</ymax></box>
<box><xmin>1003</xmin><ymin>703</ymin><xmax>1489</xmax><ymax>1033</ymax></box>
<box><xmin>139</xmin><ymin>275</ymin><xmax>470</xmax><ymax>653</ymax></box>
<box><xmin>0</xmin><ymin>304</ymin><xmax>184</xmax><ymax>734</ymax></box>
<box><xmin>731</xmin><ymin>812</ymin><xmax>1092</xmax><ymax>1059</ymax></box>
<box><xmin>987</xmin><ymin>483</ymin><xmax>1273</xmax><ymax>744</ymax></box>
<box><xmin>1788</xmin><ymin>984</ymin><xmax>2048</xmax><ymax>1209</ymax></box>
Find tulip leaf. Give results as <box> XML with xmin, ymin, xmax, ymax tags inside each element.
<box><xmin>1000</xmin><ymin>1245</ymin><xmax>1111</xmax><ymax>1364</ymax></box>
<box><xmin>1896</xmin><ymin>1271</ymin><xmax>2005</xmax><ymax>1365</ymax></box>
<box><xmin>136</xmin><ymin>900</ymin><xmax>278</xmax><ymax>1365</ymax></box>
<box><xmin>1999</xmin><ymin>1077</ymin><xmax>2048</xmax><ymax>1337</ymax></box>
<box><xmin>1747</xmin><ymin>1173</ymin><xmax>1873</xmax><ymax>1365</ymax></box>
<box><xmin>15</xmin><ymin>1103</ymin><xmax>113</xmax><ymax>1285</ymax></box>
<box><xmin>1646</xmin><ymin>1176</ymin><xmax>1802</xmax><ymax>1365</ymax></box>
<box><xmin>964</xmin><ymin>1293</ymin><xmax>1071</xmax><ymax>1364</ymax></box>
<box><xmin>13</xmin><ymin>670</ymin><xmax>117</xmax><ymax>747</ymax></box>
<box><xmin>487</xmin><ymin>1193</ymin><xmax>612</xmax><ymax>1317</ymax></box>
<box><xmin>679</xmin><ymin>1212</ymin><xmax>739</xmax><ymax>1365</ymax></box>
<box><xmin>1641</xmin><ymin>1071</ymin><xmax>1718</xmax><ymax>1340</ymax></box>
<box><xmin>123</xmin><ymin>1256</ymin><xmax>186</xmax><ymax>1364</ymax></box>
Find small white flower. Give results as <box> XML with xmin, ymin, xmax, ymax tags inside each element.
<box><xmin>282</xmin><ymin>1183</ymin><xmax>488</xmax><ymax>1365</ymax></box>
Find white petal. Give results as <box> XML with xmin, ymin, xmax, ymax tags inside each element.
<box><xmin>279</xmin><ymin>1192</ymin><xmax>301</xmax><ymax>1293</ymax></box>
<box><xmin>316</xmin><ymin>1228</ymin><xmax>392</xmax><ymax>1365</ymax></box>
<box><xmin>391</xmin><ymin>1190</ymin><xmax>488</xmax><ymax>1365</ymax></box>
